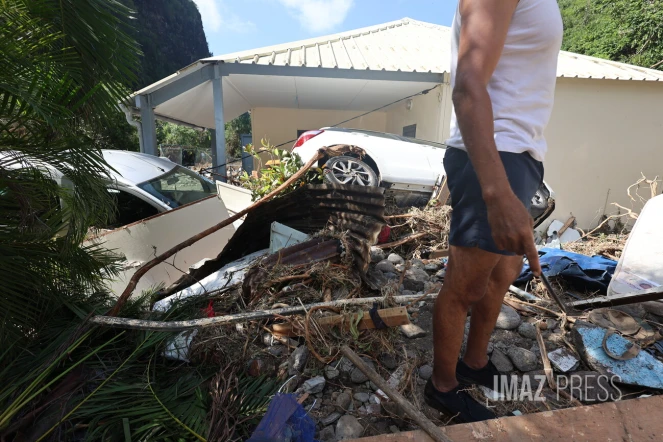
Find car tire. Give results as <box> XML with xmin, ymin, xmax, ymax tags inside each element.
<box><xmin>323</xmin><ymin>156</ymin><xmax>378</xmax><ymax>187</ymax></box>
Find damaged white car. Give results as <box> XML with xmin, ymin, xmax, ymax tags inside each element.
<box><xmin>292</xmin><ymin>127</ymin><xmax>555</xmax><ymax>226</ymax></box>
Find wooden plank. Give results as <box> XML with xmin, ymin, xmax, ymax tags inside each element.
<box><xmin>568</xmin><ymin>285</ymin><xmax>663</xmax><ymax>309</ymax></box>
<box><xmin>346</xmin><ymin>395</ymin><xmax>663</xmax><ymax>442</ymax></box>
<box><xmin>437</xmin><ymin>176</ymin><xmax>450</xmax><ymax>206</ymax></box>
<box><xmin>271</xmin><ymin>307</ymin><xmax>409</xmax><ymax>337</ymax></box>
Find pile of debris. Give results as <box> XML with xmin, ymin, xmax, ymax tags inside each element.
<box><xmin>91</xmin><ymin>160</ymin><xmax>663</xmax><ymax>441</ymax></box>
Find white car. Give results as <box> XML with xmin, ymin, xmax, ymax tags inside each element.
<box><xmin>1</xmin><ymin>150</ymin><xmax>217</xmax><ymax>230</ymax></box>
<box><xmin>292</xmin><ymin>127</ymin><xmax>555</xmax><ymax>226</ymax></box>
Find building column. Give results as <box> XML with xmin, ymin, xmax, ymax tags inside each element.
<box><xmin>136</xmin><ymin>94</ymin><xmax>157</xmax><ymax>156</ymax></box>
<box><xmin>212</xmin><ymin>65</ymin><xmax>227</xmax><ymax>182</ymax></box>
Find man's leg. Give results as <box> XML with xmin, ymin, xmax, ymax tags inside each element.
<box><xmin>431</xmin><ymin>245</ymin><xmax>502</xmax><ymax>392</ymax></box>
<box><xmin>463</xmin><ymin>255</ymin><xmax>524</xmax><ymax>370</ymax></box>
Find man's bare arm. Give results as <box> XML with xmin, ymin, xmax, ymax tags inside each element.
<box><xmin>453</xmin><ymin>0</ymin><xmax>542</xmax><ymax>275</ymax></box>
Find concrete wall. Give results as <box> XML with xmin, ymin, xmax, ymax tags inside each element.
<box><xmin>544</xmin><ymin>78</ymin><xmax>663</xmax><ymax>229</ymax></box>
<box><xmin>251</xmin><ymin>107</ymin><xmax>387</xmax><ymax>150</ymax></box>
<box><xmin>384</xmin><ymin>84</ymin><xmax>452</xmax><ymax>142</ymax></box>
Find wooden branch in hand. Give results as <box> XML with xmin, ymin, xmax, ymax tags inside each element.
<box><xmin>108</xmin><ymin>145</ymin><xmax>362</xmax><ymax>317</ymax></box>
<box><xmin>339</xmin><ymin>345</ymin><xmax>453</xmax><ymax>442</ymax></box>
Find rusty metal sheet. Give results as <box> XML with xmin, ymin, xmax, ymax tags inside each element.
<box><xmin>161</xmin><ymin>183</ymin><xmax>385</xmax><ymax>297</ymax></box>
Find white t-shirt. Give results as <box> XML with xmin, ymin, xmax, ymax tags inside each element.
<box><xmin>445</xmin><ymin>0</ymin><xmax>563</xmax><ymax>162</ymax></box>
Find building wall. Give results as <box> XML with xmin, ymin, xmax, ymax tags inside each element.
<box><xmin>384</xmin><ymin>84</ymin><xmax>452</xmax><ymax>143</ymax></box>
<box><xmin>251</xmin><ymin>107</ymin><xmax>387</xmax><ymax>150</ymax></box>
<box><xmin>544</xmin><ymin>78</ymin><xmax>663</xmax><ymax>229</ymax></box>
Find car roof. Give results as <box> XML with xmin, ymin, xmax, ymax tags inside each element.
<box><xmin>102</xmin><ymin>150</ymin><xmax>177</xmax><ymax>185</ymax></box>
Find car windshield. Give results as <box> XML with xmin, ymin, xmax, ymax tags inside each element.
<box><xmin>137</xmin><ymin>166</ymin><xmax>216</xmax><ymax>208</ymax></box>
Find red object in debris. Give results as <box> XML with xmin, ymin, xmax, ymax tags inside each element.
<box><xmin>203</xmin><ymin>300</ymin><xmax>215</xmax><ymax>318</ymax></box>
<box><xmin>378</xmin><ymin>224</ymin><xmax>391</xmax><ymax>244</ymax></box>
<box><xmin>293</xmin><ymin>130</ymin><xmax>324</xmax><ymax>149</ymax></box>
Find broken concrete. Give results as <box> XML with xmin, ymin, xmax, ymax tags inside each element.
<box><xmin>400</xmin><ymin>324</ymin><xmax>427</xmax><ymax>339</ymax></box>
<box><xmin>548</xmin><ymin>347</ymin><xmax>580</xmax><ymax>373</ymax></box>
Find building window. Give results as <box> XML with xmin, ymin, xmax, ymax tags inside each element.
<box><xmin>402</xmin><ymin>124</ymin><xmax>417</xmax><ymax>138</ymax></box>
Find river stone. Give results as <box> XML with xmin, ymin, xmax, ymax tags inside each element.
<box><xmin>336</xmin><ymin>415</ymin><xmax>364</xmax><ymax>440</ymax></box>
<box><xmin>495</xmin><ymin>304</ymin><xmax>522</xmax><ymax>330</ymax></box>
<box><xmin>507</xmin><ymin>347</ymin><xmax>539</xmax><ymax>372</ymax></box>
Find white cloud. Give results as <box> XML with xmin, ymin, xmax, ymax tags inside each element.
<box><xmin>278</xmin><ymin>0</ymin><xmax>354</xmax><ymax>33</ymax></box>
<box><xmin>192</xmin><ymin>0</ymin><xmax>256</xmax><ymax>34</ymax></box>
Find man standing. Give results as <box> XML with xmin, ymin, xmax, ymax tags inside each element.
<box><xmin>424</xmin><ymin>0</ymin><xmax>562</xmax><ymax>422</ymax></box>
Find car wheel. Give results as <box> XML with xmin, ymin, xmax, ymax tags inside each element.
<box><xmin>323</xmin><ymin>156</ymin><xmax>378</xmax><ymax>186</ymax></box>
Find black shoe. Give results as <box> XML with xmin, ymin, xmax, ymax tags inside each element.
<box><xmin>456</xmin><ymin>359</ymin><xmax>503</xmax><ymax>391</ymax></box>
<box><xmin>424</xmin><ymin>379</ymin><xmax>496</xmax><ymax>423</ymax></box>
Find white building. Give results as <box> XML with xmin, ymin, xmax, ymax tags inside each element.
<box><xmin>130</xmin><ymin>18</ymin><xmax>663</xmax><ymax>229</ymax></box>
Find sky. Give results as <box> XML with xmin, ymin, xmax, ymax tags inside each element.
<box><xmin>191</xmin><ymin>0</ymin><xmax>458</xmax><ymax>56</ymax></box>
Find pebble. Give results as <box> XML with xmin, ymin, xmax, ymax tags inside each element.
<box><xmin>400</xmin><ymin>324</ymin><xmax>427</xmax><ymax>339</ymax></box>
<box><xmin>379</xmin><ymin>353</ymin><xmax>398</xmax><ymax>370</ymax></box>
<box><xmin>490</xmin><ymin>348</ymin><xmax>514</xmax><ymax>372</ymax></box>
<box><xmin>387</xmin><ymin>253</ymin><xmax>405</xmax><ymax>265</ymax></box>
<box><xmin>411</xmin><ymin>259</ymin><xmax>425</xmax><ymax>269</ymax></box>
<box><xmin>507</xmin><ymin>347</ymin><xmax>539</xmax><ymax>372</ymax></box>
<box><xmin>336</xmin><ymin>392</ymin><xmax>352</xmax><ymax>410</ymax></box>
<box><xmin>370</xmin><ymin>246</ymin><xmax>386</xmax><ymax>263</ymax></box>
<box><xmin>350</xmin><ymin>369</ymin><xmax>367</xmax><ymax>384</ymax></box>
<box><xmin>369</xmin><ymin>394</ymin><xmax>380</xmax><ymax>404</ymax></box>
<box><xmin>302</xmin><ymin>376</ymin><xmax>326</xmax><ymax>394</ymax></box>
<box><xmin>336</xmin><ymin>415</ymin><xmax>364</xmax><ymax>440</ymax></box>
<box><xmin>288</xmin><ymin>345</ymin><xmax>309</xmax><ymax>375</ymax></box>
<box><xmin>424</xmin><ymin>262</ymin><xmax>441</xmax><ymax>272</ymax></box>
<box><xmin>319</xmin><ymin>425</ymin><xmax>336</xmax><ymax>441</ymax></box>
<box><xmin>337</xmin><ymin>357</ymin><xmax>354</xmax><ymax>374</ymax></box>
<box><xmin>518</xmin><ymin>322</ymin><xmax>538</xmax><ymax>340</ymax></box>
<box><xmin>354</xmin><ymin>392</ymin><xmax>370</xmax><ymax>403</ymax></box>
<box><xmin>365</xmin><ymin>403</ymin><xmax>382</xmax><ymax>415</ymax></box>
<box><xmin>435</xmin><ymin>268</ymin><xmax>446</xmax><ymax>279</ymax></box>
<box><xmin>321</xmin><ymin>412</ymin><xmax>342</xmax><ymax>426</ymax></box>
<box><xmin>495</xmin><ymin>305</ymin><xmax>522</xmax><ymax>330</ymax></box>
<box><xmin>376</xmin><ymin>259</ymin><xmax>396</xmax><ymax>273</ymax></box>
<box><xmin>390</xmin><ymin>425</ymin><xmax>400</xmax><ymax>434</ymax></box>
<box><xmin>418</xmin><ymin>364</ymin><xmax>433</xmax><ymax>380</ymax></box>
<box><xmin>324</xmin><ymin>365</ymin><xmax>340</xmax><ymax>380</ymax></box>
<box><xmin>383</xmin><ymin>272</ymin><xmax>399</xmax><ymax>280</ymax></box>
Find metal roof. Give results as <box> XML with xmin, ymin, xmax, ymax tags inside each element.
<box><xmin>202</xmin><ymin>17</ymin><xmax>663</xmax><ymax>82</ymax></box>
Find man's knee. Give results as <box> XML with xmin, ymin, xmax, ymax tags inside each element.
<box><xmin>444</xmin><ymin>276</ymin><xmax>490</xmax><ymax>308</ymax></box>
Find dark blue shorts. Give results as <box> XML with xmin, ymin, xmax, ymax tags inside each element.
<box><xmin>444</xmin><ymin>148</ymin><xmax>544</xmax><ymax>255</ymax></box>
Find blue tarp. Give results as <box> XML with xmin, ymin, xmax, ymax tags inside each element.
<box><xmin>247</xmin><ymin>393</ymin><xmax>317</xmax><ymax>442</ymax></box>
<box><xmin>517</xmin><ymin>248</ymin><xmax>617</xmax><ymax>292</ymax></box>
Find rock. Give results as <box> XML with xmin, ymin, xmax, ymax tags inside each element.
<box><xmin>389</xmin><ymin>425</ymin><xmax>400</xmax><ymax>434</ymax></box>
<box><xmin>401</xmin><ymin>289</ymin><xmax>416</xmax><ymax>297</ymax></box>
<box><xmin>354</xmin><ymin>392</ymin><xmax>370</xmax><ymax>403</ymax></box>
<box><xmin>406</xmin><ymin>267</ymin><xmax>430</xmax><ymax>282</ymax></box>
<box><xmin>517</xmin><ymin>322</ymin><xmax>538</xmax><ymax>340</ymax></box>
<box><xmin>487</xmin><ymin>342</ymin><xmax>494</xmax><ymax>355</ymax></box>
<box><xmin>435</xmin><ymin>268</ymin><xmax>446</xmax><ymax>279</ymax></box>
<box><xmin>321</xmin><ymin>412</ymin><xmax>342</xmax><ymax>426</ymax></box>
<box><xmin>357</xmin><ymin>405</ymin><xmax>367</xmax><ymax>414</ymax></box>
<box><xmin>370</xmin><ymin>246</ymin><xmax>386</xmax><ymax>263</ymax></box>
<box><xmin>387</xmin><ymin>253</ymin><xmax>404</xmax><ymax>265</ymax></box>
<box><xmin>365</xmin><ymin>403</ymin><xmax>381</xmax><ymax>415</ymax></box>
<box><xmin>351</xmin><ymin>360</ymin><xmax>374</xmax><ymax>383</ymax></box>
<box><xmin>379</xmin><ymin>353</ymin><xmax>398</xmax><ymax>370</ymax></box>
<box><xmin>336</xmin><ymin>415</ymin><xmax>364</xmax><ymax>440</ymax></box>
<box><xmin>411</xmin><ymin>259</ymin><xmax>425</xmax><ymax>269</ymax></box>
<box><xmin>490</xmin><ymin>348</ymin><xmax>514</xmax><ymax>372</ymax></box>
<box><xmin>418</xmin><ymin>364</ymin><xmax>433</xmax><ymax>380</ymax></box>
<box><xmin>336</xmin><ymin>392</ymin><xmax>352</xmax><ymax>410</ymax></box>
<box><xmin>325</xmin><ymin>365</ymin><xmax>340</xmax><ymax>380</ymax></box>
<box><xmin>424</xmin><ymin>281</ymin><xmax>442</xmax><ymax>294</ymax></box>
<box><xmin>288</xmin><ymin>346</ymin><xmax>309</xmax><ymax>375</ymax></box>
<box><xmin>382</xmin><ymin>401</ymin><xmax>405</xmax><ymax>419</ymax></box>
<box><xmin>560</xmin><ymin>370</ymin><xmax>620</xmax><ymax>403</ymax></box>
<box><xmin>495</xmin><ymin>305</ymin><xmax>522</xmax><ymax>330</ymax></box>
<box><xmin>337</xmin><ymin>357</ymin><xmax>354</xmax><ymax>374</ymax></box>
<box><xmin>383</xmin><ymin>272</ymin><xmax>399</xmax><ymax>280</ymax></box>
<box><xmin>403</xmin><ymin>279</ymin><xmax>424</xmax><ymax>292</ymax></box>
<box><xmin>507</xmin><ymin>347</ymin><xmax>539</xmax><ymax>372</ymax></box>
<box><xmin>369</xmin><ymin>394</ymin><xmax>380</xmax><ymax>404</ymax></box>
<box><xmin>303</xmin><ymin>376</ymin><xmax>326</xmax><ymax>394</ymax></box>
<box><xmin>376</xmin><ymin>259</ymin><xmax>396</xmax><ymax>273</ymax></box>
<box><xmin>424</xmin><ymin>262</ymin><xmax>441</xmax><ymax>272</ymax></box>
<box><xmin>394</xmin><ymin>263</ymin><xmax>405</xmax><ymax>273</ymax></box>
<box><xmin>547</xmin><ymin>347</ymin><xmax>579</xmax><ymax>373</ymax></box>
<box><xmin>400</xmin><ymin>324</ymin><xmax>427</xmax><ymax>339</ymax></box>
<box><xmin>642</xmin><ymin>300</ymin><xmax>663</xmax><ymax>317</ymax></box>
<box><xmin>266</xmin><ymin>347</ymin><xmax>284</xmax><ymax>357</ymax></box>
<box><xmin>319</xmin><ymin>425</ymin><xmax>336</xmax><ymax>441</ymax></box>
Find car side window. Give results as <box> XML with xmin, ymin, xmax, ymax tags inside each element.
<box><xmin>102</xmin><ymin>189</ymin><xmax>160</xmax><ymax>229</ymax></box>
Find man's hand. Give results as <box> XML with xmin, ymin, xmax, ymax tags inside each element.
<box><xmin>485</xmin><ymin>191</ymin><xmax>542</xmax><ymax>275</ymax></box>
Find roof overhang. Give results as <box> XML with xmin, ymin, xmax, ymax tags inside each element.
<box><xmin>130</xmin><ymin>62</ymin><xmax>447</xmax><ymax>129</ymax></box>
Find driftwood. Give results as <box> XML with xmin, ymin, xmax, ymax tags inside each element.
<box><xmin>376</xmin><ymin>232</ymin><xmax>427</xmax><ymax>249</ymax></box>
<box><xmin>108</xmin><ymin>145</ymin><xmax>365</xmax><ymax>316</ymax></box>
<box><xmin>339</xmin><ymin>345</ymin><xmax>452</xmax><ymax>442</ymax></box>
<box><xmin>91</xmin><ymin>293</ymin><xmax>439</xmax><ymax>331</ymax></box>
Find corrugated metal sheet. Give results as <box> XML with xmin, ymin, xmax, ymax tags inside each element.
<box><xmin>203</xmin><ymin>18</ymin><xmax>663</xmax><ymax>82</ymax></box>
